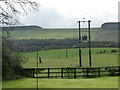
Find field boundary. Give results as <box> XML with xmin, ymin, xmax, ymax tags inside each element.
<box><xmin>17</xmin><ymin>66</ymin><xmax>120</xmax><ymax>78</ymax></box>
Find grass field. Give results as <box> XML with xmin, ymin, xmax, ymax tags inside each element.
<box><xmin>8</xmin><ymin>28</ymin><xmax>118</xmax><ymax>42</ymax></box>
<box><xmin>2</xmin><ymin>77</ymin><xmax>118</xmax><ymax>88</ymax></box>
<box><xmin>3</xmin><ymin>28</ymin><xmax>119</xmax><ymax>88</ymax></box>
<box><xmin>9</xmin><ymin>28</ymin><xmax>99</xmax><ymax>40</ymax></box>
<box><xmin>21</xmin><ymin>48</ymin><xmax>118</xmax><ymax>68</ymax></box>
<box><xmin>2</xmin><ymin>45</ymin><xmax>119</xmax><ymax>89</ymax></box>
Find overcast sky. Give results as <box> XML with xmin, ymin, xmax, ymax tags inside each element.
<box><xmin>20</xmin><ymin>0</ymin><xmax>119</xmax><ymax>28</ymax></box>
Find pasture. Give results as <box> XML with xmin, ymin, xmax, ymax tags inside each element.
<box><xmin>2</xmin><ymin>27</ymin><xmax>119</xmax><ymax>88</ymax></box>
<box><xmin>8</xmin><ymin>28</ymin><xmax>118</xmax><ymax>42</ymax></box>
<box><xmin>21</xmin><ymin>48</ymin><xmax>118</xmax><ymax>68</ymax></box>
<box><xmin>9</xmin><ymin>28</ymin><xmax>99</xmax><ymax>40</ymax></box>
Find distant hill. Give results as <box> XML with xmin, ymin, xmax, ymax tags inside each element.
<box><xmin>95</xmin><ymin>22</ymin><xmax>119</xmax><ymax>42</ymax></box>
<box><xmin>2</xmin><ymin>25</ymin><xmax>42</xmax><ymax>31</ymax></box>
<box><xmin>101</xmin><ymin>22</ymin><xmax>120</xmax><ymax>30</ymax></box>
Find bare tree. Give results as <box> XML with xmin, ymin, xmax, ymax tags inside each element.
<box><xmin>0</xmin><ymin>0</ymin><xmax>39</xmax><ymax>80</ymax></box>
<box><xmin>0</xmin><ymin>0</ymin><xmax>39</xmax><ymax>25</ymax></box>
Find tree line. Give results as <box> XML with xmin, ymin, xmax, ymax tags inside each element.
<box><xmin>11</xmin><ymin>38</ymin><xmax>118</xmax><ymax>52</ymax></box>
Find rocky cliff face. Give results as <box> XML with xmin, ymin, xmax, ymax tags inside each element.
<box><xmin>101</xmin><ymin>22</ymin><xmax>120</xmax><ymax>30</ymax></box>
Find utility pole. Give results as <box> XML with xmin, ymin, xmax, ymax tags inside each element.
<box><xmin>88</xmin><ymin>20</ymin><xmax>92</xmax><ymax>67</ymax></box>
<box><xmin>77</xmin><ymin>19</ymin><xmax>92</xmax><ymax>67</ymax></box>
<box><xmin>77</xmin><ymin>21</ymin><xmax>82</xmax><ymax>67</ymax></box>
<box><xmin>36</xmin><ymin>51</ymin><xmax>39</xmax><ymax>90</ymax></box>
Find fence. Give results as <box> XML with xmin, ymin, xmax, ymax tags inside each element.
<box><xmin>18</xmin><ymin>66</ymin><xmax>120</xmax><ymax>78</ymax></box>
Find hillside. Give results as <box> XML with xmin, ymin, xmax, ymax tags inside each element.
<box><xmin>2</xmin><ymin>25</ymin><xmax>42</xmax><ymax>31</ymax></box>
<box><xmin>2</xmin><ymin>25</ymin><xmax>118</xmax><ymax>42</ymax></box>
<box><xmin>101</xmin><ymin>22</ymin><xmax>120</xmax><ymax>30</ymax></box>
<box><xmin>94</xmin><ymin>30</ymin><xmax>118</xmax><ymax>42</ymax></box>
<box><xmin>5</xmin><ymin>28</ymin><xmax>100</xmax><ymax>40</ymax></box>
<box><xmin>2</xmin><ymin>26</ymin><xmax>118</xmax><ymax>51</ymax></box>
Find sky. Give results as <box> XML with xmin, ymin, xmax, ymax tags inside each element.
<box><xmin>20</xmin><ymin>0</ymin><xmax>119</xmax><ymax>28</ymax></box>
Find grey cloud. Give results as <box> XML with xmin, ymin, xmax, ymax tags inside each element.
<box><xmin>20</xmin><ymin>7</ymin><xmax>117</xmax><ymax>28</ymax></box>
<box><xmin>21</xmin><ymin>8</ymin><xmax>71</xmax><ymax>27</ymax></box>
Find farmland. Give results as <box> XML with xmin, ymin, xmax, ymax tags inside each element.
<box><xmin>6</xmin><ymin>27</ymin><xmax>118</xmax><ymax>52</ymax></box>
<box><xmin>9</xmin><ymin>28</ymin><xmax>99</xmax><ymax>40</ymax></box>
<box><xmin>7</xmin><ymin>28</ymin><xmax>118</xmax><ymax>42</ymax></box>
<box><xmin>2</xmin><ymin>47</ymin><xmax>119</xmax><ymax>88</ymax></box>
<box><xmin>2</xmin><ymin>44</ymin><xmax>119</xmax><ymax>88</ymax></box>
<box><xmin>2</xmin><ymin>27</ymin><xmax>119</xmax><ymax>88</ymax></box>
<box><xmin>21</xmin><ymin>48</ymin><xmax>118</xmax><ymax>68</ymax></box>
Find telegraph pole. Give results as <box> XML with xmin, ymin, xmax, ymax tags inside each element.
<box><xmin>88</xmin><ymin>20</ymin><xmax>92</xmax><ymax>67</ymax></box>
<box><xmin>77</xmin><ymin>19</ymin><xmax>92</xmax><ymax>67</ymax></box>
<box><xmin>36</xmin><ymin>51</ymin><xmax>39</xmax><ymax>90</ymax></box>
<box><xmin>77</xmin><ymin>21</ymin><xmax>82</xmax><ymax>67</ymax></box>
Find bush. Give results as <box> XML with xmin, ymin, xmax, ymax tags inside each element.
<box><xmin>2</xmin><ymin>36</ymin><xmax>28</xmax><ymax>80</ymax></box>
<box><xmin>111</xmin><ymin>49</ymin><xmax>117</xmax><ymax>53</ymax></box>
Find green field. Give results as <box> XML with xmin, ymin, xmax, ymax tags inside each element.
<box><xmin>2</xmin><ymin>46</ymin><xmax>119</xmax><ymax>89</ymax></box>
<box><xmin>21</xmin><ymin>48</ymin><xmax>118</xmax><ymax>68</ymax></box>
<box><xmin>2</xmin><ymin>77</ymin><xmax>118</xmax><ymax>88</ymax></box>
<box><xmin>9</xmin><ymin>28</ymin><xmax>99</xmax><ymax>40</ymax></box>
<box><xmin>3</xmin><ymin>27</ymin><xmax>119</xmax><ymax>88</ymax></box>
<box><xmin>8</xmin><ymin>28</ymin><xmax>118</xmax><ymax>41</ymax></box>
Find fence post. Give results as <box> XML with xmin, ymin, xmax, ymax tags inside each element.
<box><xmin>61</xmin><ymin>68</ymin><xmax>63</xmax><ymax>78</ymax></box>
<box><xmin>118</xmin><ymin>66</ymin><xmax>120</xmax><ymax>75</ymax></box>
<box><xmin>33</xmin><ymin>68</ymin><xmax>35</xmax><ymax>78</ymax></box>
<box><xmin>48</xmin><ymin>68</ymin><xmax>50</xmax><ymax>78</ymax></box>
<box><xmin>108</xmin><ymin>67</ymin><xmax>111</xmax><ymax>76</ymax></box>
<box><xmin>98</xmin><ymin>67</ymin><xmax>100</xmax><ymax>77</ymax></box>
<box><xmin>74</xmin><ymin>68</ymin><xmax>76</xmax><ymax>78</ymax></box>
<box><xmin>82</xmin><ymin>68</ymin><xmax>85</xmax><ymax>77</ymax></box>
<box><xmin>86</xmin><ymin>68</ymin><xmax>89</xmax><ymax>77</ymax></box>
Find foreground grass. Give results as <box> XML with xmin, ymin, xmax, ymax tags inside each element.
<box><xmin>3</xmin><ymin>77</ymin><xmax>118</xmax><ymax>88</ymax></box>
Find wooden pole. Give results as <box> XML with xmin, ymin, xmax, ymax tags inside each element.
<box><xmin>36</xmin><ymin>51</ymin><xmax>39</xmax><ymax>90</ymax></box>
<box><xmin>88</xmin><ymin>20</ymin><xmax>92</xmax><ymax>67</ymax></box>
<box><xmin>33</xmin><ymin>68</ymin><xmax>34</xmax><ymax>78</ymax></box>
<box><xmin>61</xmin><ymin>68</ymin><xmax>63</xmax><ymax>78</ymax></box>
<box><xmin>98</xmin><ymin>67</ymin><xmax>100</xmax><ymax>77</ymax></box>
<box><xmin>74</xmin><ymin>68</ymin><xmax>76</xmax><ymax>78</ymax></box>
<box><xmin>48</xmin><ymin>68</ymin><xmax>50</xmax><ymax>78</ymax></box>
<box><xmin>78</xmin><ymin>21</ymin><xmax>82</xmax><ymax>67</ymax></box>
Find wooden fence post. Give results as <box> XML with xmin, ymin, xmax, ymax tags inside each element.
<box><xmin>61</xmin><ymin>68</ymin><xmax>63</xmax><ymax>78</ymax></box>
<box><xmin>98</xmin><ymin>67</ymin><xmax>100</xmax><ymax>77</ymax></box>
<box><xmin>32</xmin><ymin>68</ymin><xmax>35</xmax><ymax>78</ymax></box>
<box><xmin>74</xmin><ymin>68</ymin><xmax>76</xmax><ymax>78</ymax></box>
<box><xmin>48</xmin><ymin>68</ymin><xmax>50</xmax><ymax>78</ymax></box>
<box><xmin>118</xmin><ymin>66</ymin><xmax>120</xmax><ymax>75</ymax></box>
<box><xmin>86</xmin><ymin>68</ymin><xmax>89</xmax><ymax>77</ymax></box>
